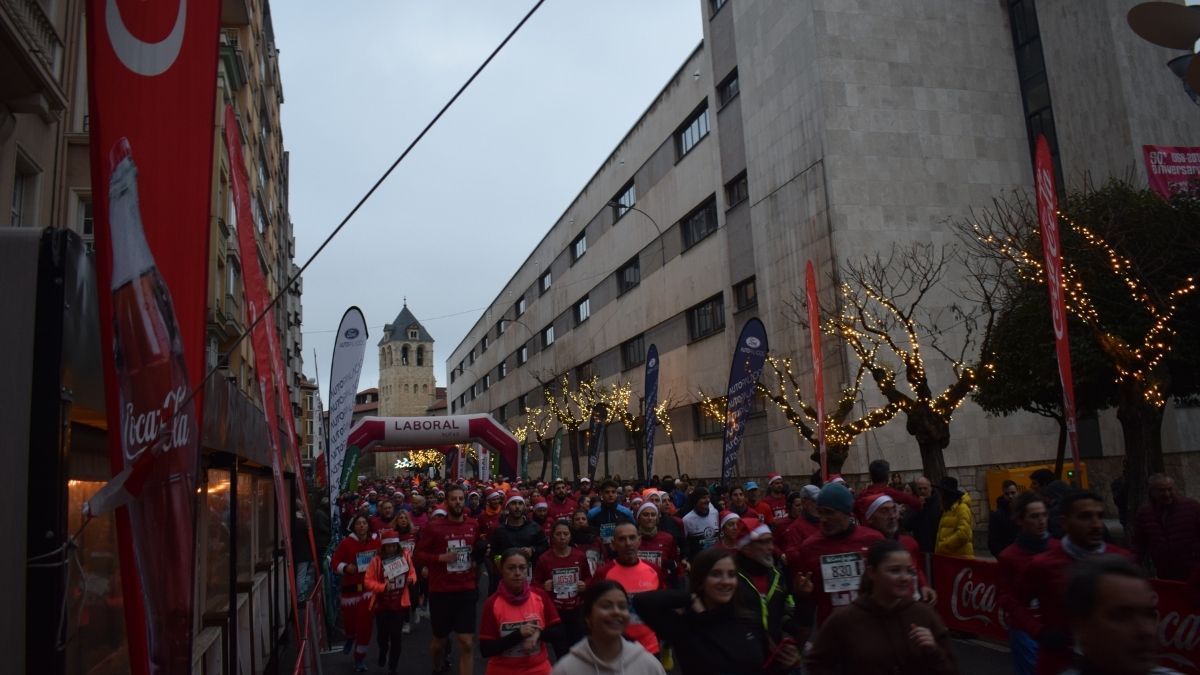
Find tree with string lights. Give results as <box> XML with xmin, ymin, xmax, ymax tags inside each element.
<box><xmin>508</xmin><ymin>404</ymin><xmax>557</xmax><ymax>482</ymax></box>
<box><xmin>542</xmin><ymin>375</ymin><xmax>626</xmax><ymax>479</ymax></box>
<box><xmin>965</xmin><ymin>180</ymin><xmax>1200</xmax><ymax>516</ymax></box>
<box><xmin>831</xmin><ymin>243</ymin><xmax>995</xmax><ymax>482</ymax></box>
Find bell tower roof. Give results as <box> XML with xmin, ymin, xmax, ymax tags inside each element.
<box><xmin>379</xmin><ymin>302</ymin><xmax>433</xmax><ymax>346</ymax></box>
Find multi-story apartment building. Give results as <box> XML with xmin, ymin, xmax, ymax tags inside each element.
<box><xmin>3</xmin><ymin>1</ymin><xmax>308</xmax><ymax>673</ymax></box>
<box><xmin>447</xmin><ymin>0</ymin><xmax>1200</xmax><ymax>495</ymax></box>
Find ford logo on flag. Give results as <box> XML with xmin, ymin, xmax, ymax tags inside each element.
<box><xmin>344</xmin><ymin>328</ymin><xmax>360</xmax><ymax>339</ymax></box>
<box><xmin>648</xmin><ymin>358</ymin><xmax>657</xmax><ymax>368</ymax></box>
<box><xmin>746</xmin><ymin>337</ymin><xmax>762</xmax><ymax>348</ymax></box>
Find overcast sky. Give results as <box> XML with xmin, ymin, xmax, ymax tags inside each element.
<box><xmin>273</xmin><ymin>2</ymin><xmax>702</xmax><ymax>400</ymax></box>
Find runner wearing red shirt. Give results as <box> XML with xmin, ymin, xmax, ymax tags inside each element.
<box><xmin>762</xmin><ymin>473</ymin><xmax>790</xmax><ymax>522</ymax></box>
<box><xmin>781</xmin><ymin>485</ymin><xmax>821</xmax><ymax>557</ymax></box>
<box><xmin>744</xmin><ymin>481</ymin><xmax>775</xmax><ymax>525</ymax></box>
<box><xmin>859</xmin><ymin>493</ymin><xmax>936</xmax><ymax>604</ymax></box>
<box><xmin>1019</xmin><ymin>491</ymin><xmax>1135</xmax><ymax>675</ymax></box>
<box><xmin>792</xmin><ymin>483</ymin><xmax>884</xmax><ymax>627</ymax></box>
<box><xmin>634</xmin><ymin>502</ymin><xmax>684</xmax><ymax>583</ymax></box>
<box><xmin>545</xmin><ymin>478</ymin><xmax>578</xmax><ymax>524</ymax></box>
<box><xmin>330</xmin><ymin>515</ymin><xmax>381</xmax><ymax>670</ymax></box>
<box><xmin>414</xmin><ymin>486</ymin><xmax>484</xmax><ymax>675</ymax></box>
<box><xmin>591</xmin><ymin>522</ymin><xmax>667</xmax><ymax>655</ymax></box>
<box><xmin>370</xmin><ymin>499</ymin><xmax>400</xmax><ymax>533</ymax></box>
<box><xmin>477</xmin><ymin>490</ymin><xmax>505</xmax><ymax>540</ymax></box>
<box><xmin>480</xmin><ymin>550</ymin><xmax>562</xmax><ymax>675</ymax></box>
<box><xmin>533</xmin><ymin>520</ymin><xmax>591</xmax><ymax>655</ymax></box>
<box><xmin>998</xmin><ymin>490</ymin><xmax>1056</xmax><ymax>675</ymax></box>
<box><xmin>855</xmin><ymin>459</ymin><xmax>921</xmax><ymax>523</ymax></box>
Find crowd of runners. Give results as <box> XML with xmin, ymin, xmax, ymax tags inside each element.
<box><xmin>322</xmin><ymin>463</ymin><xmax>1199</xmax><ymax>675</ymax></box>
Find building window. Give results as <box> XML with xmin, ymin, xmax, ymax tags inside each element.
<box><xmin>11</xmin><ymin>156</ymin><xmax>40</xmax><ymax>227</ymax></box>
<box><xmin>227</xmin><ymin>260</ymin><xmax>241</xmax><ymax>297</ymax></box>
<box><xmin>572</xmin><ymin>232</ymin><xmax>587</xmax><ymax>263</ymax></box>
<box><xmin>481</xmin><ymin>335</ymin><xmax>488</xmax><ymax>353</ymax></box>
<box><xmin>518</xmin><ymin>394</ymin><xmax>528</xmax><ymax>414</ymax></box>
<box><xmin>408</xmin><ymin>328</ymin><xmax>418</xmax><ymax>339</ymax></box>
<box><xmin>612</xmin><ymin>181</ymin><xmax>636</xmax><ymax>220</ymax></box>
<box><xmin>687</xmin><ymin>293</ymin><xmax>726</xmax><ymax>341</ymax></box>
<box><xmin>676</xmin><ymin>103</ymin><xmax>710</xmax><ymax>159</ymax></box>
<box><xmin>725</xmin><ymin>172</ymin><xmax>748</xmax><ymax>208</ymax></box>
<box><xmin>76</xmin><ymin>195</ymin><xmax>94</xmax><ymax>253</ymax></box>
<box><xmin>616</xmin><ymin>256</ymin><xmax>640</xmax><ymax>295</ymax></box>
<box><xmin>516</xmin><ymin>295</ymin><xmax>526</xmax><ymax>316</ymax></box>
<box><xmin>469</xmin><ymin>348</ymin><xmax>475</xmax><ymax>365</ymax></box>
<box><xmin>483</xmin><ymin>374</ymin><xmax>491</xmax><ymax>391</ymax></box>
<box><xmin>499</xmin><ymin>361</ymin><xmax>508</xmax><ymax>379</ymax></box>
<box><xmin>451</xmin><ymin>401</ymin><xmax>457</xmax><ymax>413</ymax></box>
<box><xmin>517</xmin><ymin>345</ymin><xmax>528</xmax><ymax>365</ymax></box>
<box><xmin>681</xmin><ymin>198</ymin><xmax>719</xmax><ymax>250</ymax></box>
<box><xmin>540</xmin><ymin>270</ymin><xmax>552</xmax><ymax>294</ymax></box>
<box><xmin>575</xmin><ymin>296</ymin><xmax>591</xmax><ymax>325</ymax></box>
<box><xmin>416</xmin><ymin>345</ymin><xmax>426</xmax><ymax>366</ymax></box>
<box><xmin>734</xmin><ymin>276</ymin><xmax>757</xmax><ymax>310</ymax></box>
<box><xmin>542</xmin><ymin>324</ymin><xmax>555</xmax><ymax>348</ymax></box>
<box><xmin>621</xmin><ymin>334</ymin><xmax>646</xmax><ymax>370</ymax></box>
<box><xmin>694</xmin><ymin>403</ymin><xmax>724</xmax><ymax>437</ymax></box>
<box><xmin>496</xmin><ymin>319</ymin><xmax>506</xmax><ymax>336</ymax></box>
<box><xmin>496</xmin><ymin>405</ymin><xmax>507</xmax><ymax>424</ymax></box>
<box><xmin>471</xmin><ymin>383</ymin><xmax>478</xmax><ymax>398</ymax></box>
<box><xmin>717</xmin><ymin>69</ymin><xmax>739</xmax><ymax>106</ymax></box>
<box><xmin>575</xmin><ymin>362</ymin><xmax>594</xmax><ymax>387</ymax></box>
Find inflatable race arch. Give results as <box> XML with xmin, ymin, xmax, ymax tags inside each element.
<box><xmin>346</xmin><ymin>414</ymin><xmax>520</xmax><ymax>478</ymax></box>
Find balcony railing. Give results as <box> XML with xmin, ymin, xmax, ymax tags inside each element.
<box><xmin>3</xmin><ymin>0</ymin><xmax>64</xmax><ymax>80</ymax></box>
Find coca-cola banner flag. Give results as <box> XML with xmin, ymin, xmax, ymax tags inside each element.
<box><xmin>84</xmin><ymin>1</ymin><xmax>219</xmax><ymax>673</ymax></box>
<box><xmin>806</xmin><ymin>262</ymin><xmax>828</xmax><ymax>480</ymax></box>
<box><xmin>1143</xmin><ymin>145</ymin><xmax>1200</xmax><ymax>198</ymax></box>
<box><xmin>1034</xmin><ymin>135</ymin><xmax>1082</xmax><ymax>476</ymax></box>
<box><xmin>326</xmin><ymin>307</ymin><xmax>368</xmax><ymax>545</ymax></box>
<box><xmin>933</xmin><ymin>555</ymin><xmax>1200</xmax><ymax>671</ymax></box>
<box><xmin>223</xmin><ymin>105</ymin><xmax>302</xmax><ymax>635</ymax></box>
<box><xmin>643</xmin><ymin>344</ymin><xmax>660</xmax><ymax>478</ymax></box>
<box><xmin>720</xmin><ymin>318</ymin><xmax>769</xmax><ymax>486</ymax></box>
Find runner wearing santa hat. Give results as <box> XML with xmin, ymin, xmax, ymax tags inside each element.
<box><xmin>478</xmin><ymin>489</ymin><xmax>505</xmax><ymax>540</ymax></box>
<box><xmin>859</xmin><ymin>493</ymin><xmax>937</xmax><ymax>604</ymax></box>
<box><xmin>762</xmin><ymin>472</ymin><xmax>790</xmax><ymax>521</ymax></box>
<box><xmin>364</xmin><ymin>530</ymin><xmax>418</xmax><ymax>675</ymax></box>
<box><xmin>635</xmin><ymin>502</ymin><xmax>684</xmax><ymax>584</ymax></box>
<box><xmin>330</xmin><ymin>514</ymin><xmax>381</xmax><ymax>671</ymax></box>
<box><xmin>733</xmin><ymin>517</ymin><xmax>803</xmax><ymax>671</ymax></box>
<box><xmin>717</xmin><ymin>510</ymin><xmax>742</xmax><ymax>550</ymax></box>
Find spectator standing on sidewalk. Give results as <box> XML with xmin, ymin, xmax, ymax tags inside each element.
<box><xmin>934</xmin><ymin>477</ymin><xmax>974</xmax><ymax>558</ymax></box>
<box><xmin>905</xmin><ymin>476</ymin><xmax>942</xmax><ymax>553</ymax></box>
<box><xmin>1132</xmin><ymin>473</ymin><xmax>1200</xmax><ymax>581</ymax></box>
<box><xmin>988</xmin><ymin>480</ymin><xmax>1021</xmax><ymax>557</ymax></box>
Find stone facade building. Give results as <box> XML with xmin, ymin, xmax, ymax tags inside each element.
<box><xmin>446</xmin><ymin>0</ymin><xmax>1200</xmax><ymax>504</ymax></box>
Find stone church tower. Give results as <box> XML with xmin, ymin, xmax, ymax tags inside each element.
<box><xmin>374</xmin><ymin>302</ymin><xmax>436</xmax><ymax>475</ymax></box>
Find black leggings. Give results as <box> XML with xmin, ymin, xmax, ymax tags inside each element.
<box><xmin>375</xmin><ymin>609</ymin><xmax>408</xmax><ymax>672</ymax></box>
<box><xmin>551</xmin><ymin>608</ymin><xmax>585</xmax><ymax>658</ymax></box>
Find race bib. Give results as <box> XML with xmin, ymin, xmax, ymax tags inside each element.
<box><xmin>447</xmin><ymin>541</ymin><xmax>471</xmax><ymax>573</ymax></box>
<box><xmin>637</xmin><ymin>550</ymin><xmax>662</xmax><ymax>568</ymax></box>
<box><xmin>599</xmin><ymin>522</ymin><xmax>616</xmax><ymax>544</ymax></box>
<box><xmin>355</xmin><ymin>550</ymin><xmax>377</xmax><ymax>569</ymax></box>
<box><xmin>553</xmin><ymin>567</ymin><xmax>579</xmax><ymax>599</ymax></box>
<box><xmin>820</xmin><ymin>552</ymin><xmax>864</xmax><ymax>594</ymax></box>
<box><xmin>384</xmin><ymin>556</ymin><xmax>409</xmax><ymax>590</ymax></box>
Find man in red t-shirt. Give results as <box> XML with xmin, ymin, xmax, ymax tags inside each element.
<box><xmin>545</xmin><ymin>478</ymin><xmax>578</xmax><ymax>524</ymax></box>
<box><xmin>791</xmin><ymin>483</ymin><xmax>883</xmax><ymax>627</ymax></box>
<box><xmin>1019</xmin><ymin>490</ymin><xmax>1135</xmax><ymax>675</ymax></box>
<box><xmin>998</xmin><ymin>490</ymin><xmax>1056</xmax><ymax>675</ymax></box>
<box><xmin>592</xmin><ymin>521</ymin><xmax>666</xmax><ymax>654</ymax></box>
<box><xmin>414</xmin><ymin>486</ymin><xmax>484</xmax><ymax>675</ymax></box>
<box><xmin>762</xmin><ymin>472</ymin><xmax>790</xmax><ymax>522</ymax></box>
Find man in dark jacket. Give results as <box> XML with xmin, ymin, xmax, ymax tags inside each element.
<box><xmin>487</xmin><ymin>491</ymin><xmax>548</xmax><ymax>593</ymax></box>
<box><xmin>1132</xmin><ymin>473</ymin><xmax>1200</xmax><ymax>581</ymax></box>
<box><xmin>906</xmin><ymin>476</ymin><xmax>942</xmax><ymax>553</ymax></box>
<box><xmin>988</xmin><ymin>480</ymin><xmax>1020</xmax><ymax>557</ymax></box>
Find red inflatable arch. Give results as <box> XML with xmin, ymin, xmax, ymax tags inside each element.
<box><xmin>346</xmin><ymin>414</ymin><xmax>520</xmax><ymax>479</ymax></box>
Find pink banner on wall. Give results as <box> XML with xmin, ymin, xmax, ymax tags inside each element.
<box><xmin>1144</xmin><ymin>145</ymin><xmax>1200</xmax><ymax>198</ymax></box>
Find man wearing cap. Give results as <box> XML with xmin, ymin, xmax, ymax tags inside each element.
<box><xmin>546</xmin><ymin>478</ymin><xmax>578</xmax><ymax>524</ymax></box>
<box><xmin>860</xmin><ymin>492</ymin><xmax>937</xmax><ymax>604</ymax></box>
<box><xmin>790</xmin><ymin>483</ymin><xmax>884</xmax><ymax>627</ymax></box>
<box><xmin>855</xmin><ymin>459</ymin><xmax>921</xmax><ymax>523</ymax></box>
<box><xmin>744</xmin><ymin>481</ymin><xmax>776</xmax><ymax>525</ymax></box>
<box><xmin>763</xmin><ymin>473</ymin><xmax>790</xmax><ymax>521</ymax></box>
<box><xmin>682</xmin><ymin>486</ymin><xmax>719</xmax><ymax>560</ymax></box>
<box><xmin>487</xmin><ymin>490</ymin><xmax>548</xmax><ymax>594</ymax></box>
<box><xmin>734</xmin><ymin>517</ymin><xmax>802</xmax><ymax>670</ymax></box>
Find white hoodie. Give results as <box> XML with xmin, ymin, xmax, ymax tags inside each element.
<box><xmin>550</xmin><ymin>637</ymin><xmax>665</xmax><ymax>675</ymax></box>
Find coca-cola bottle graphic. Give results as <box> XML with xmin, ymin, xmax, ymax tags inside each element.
<box><xmin>109</xmin><ymin>137</ymin><xmax>197</xmax><ymax>674</ymax></box>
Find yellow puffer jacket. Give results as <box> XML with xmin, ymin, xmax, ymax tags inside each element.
<box><xmin>935</xmin><ymin>492</ymin><xmax>975</xmax><ymax>558</ymax></box>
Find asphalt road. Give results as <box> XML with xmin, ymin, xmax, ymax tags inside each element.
<box><xmin>319</xmin><ymin>574</ymin><xmax>1017</xmax><ymax>675</ymax></box>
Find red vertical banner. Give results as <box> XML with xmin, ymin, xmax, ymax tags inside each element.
<box><xmin>84</xmin><ymin>2</ymin><xmax>219</xmax><ymax>673</ymax></box>
<box><xmin>1034</xmin><ymin>135</ymin><xmax>1082</xmax><ymax>477</ymax></box>
<box><xmin>223</xmin><ymin>105</ymin><xmax>303</xmax><ymax>636</ymax></box>
<box><xmin>806</xmin><ymin>261</ymin><xmax>828</xmax><ymax>481</ymax></box>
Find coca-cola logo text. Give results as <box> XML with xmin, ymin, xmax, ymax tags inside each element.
<box><xmin>123</xmin><ymin>384</ymin><xmax>191</xmax><ymax>459</ymax></box>
<box><xmin>950</xmin><ymin>567</ymin><xmax>1005</xmax><ymax>629</ymax></box>
<box><xmin>1158</xmin><ymin>609</ymin><xmax>1200</xmax><ymax>670</ymax></box>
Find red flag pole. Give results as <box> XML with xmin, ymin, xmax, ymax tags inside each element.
<box><xmin>806</xmin><ymin>261</ymin><xmax>829</xmax><ymax>482</ymax></box>
<box><xmin>1034</xmin><ymin>135</ymin><xmax>1082</xmax><ymax>481</ymax></box>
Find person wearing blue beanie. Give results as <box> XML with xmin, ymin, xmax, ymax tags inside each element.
<box><xmin>817</xmin><ymin>483</ymin><xmax>854</xmax><ymax>516</ymax></box>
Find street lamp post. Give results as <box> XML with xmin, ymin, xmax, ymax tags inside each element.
<box><xmin>608</xmin><ymin>201</ymin><xmax>668</xmax><ymax>269</ymax></box>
